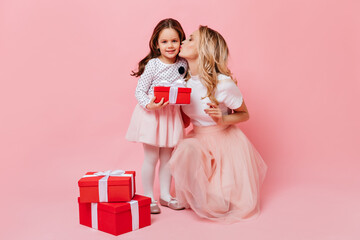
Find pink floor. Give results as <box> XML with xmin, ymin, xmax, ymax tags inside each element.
<box><xmin>2</xmin><ymin>142</ymin><xmax>359</xmax><ymax>240</ymax></box>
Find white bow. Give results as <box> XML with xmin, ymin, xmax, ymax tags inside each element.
<box><xmin>157</xmin><ymin>79</ymin><xmax>186</xmax><ymax>87</ymax></box>
<box><xmin>82</xmin><ymin>170</ymin><xmax>134</xmax><ymax>202</ymax></box>
<box><xmin>157</xmin><ymin>79</ymin><xmax>186</xmax><ymax>104</ymax></box>
<box><xmin>87</xmin><ymin>169</ymin><xmax>126</xmax><ymax>177</ymax></box>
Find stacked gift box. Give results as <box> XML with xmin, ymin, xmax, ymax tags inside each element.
<box><xmin>77</xmin><ymin>170</ymin><xmax>151</xmax><ymax>236</ymax></box>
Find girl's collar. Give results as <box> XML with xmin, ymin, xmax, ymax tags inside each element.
<box><xmin>156</xmin><ymin>57</ymin><xmax>178</xmax><ymax>65</ymax></box>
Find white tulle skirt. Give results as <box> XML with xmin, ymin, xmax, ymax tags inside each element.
<box><xmin>126</xmin><ymin>104</ymin><xmax>184</xmax><ymax>148</ymax></box>
<box><xmin>169</xmin><ymin>124</ymin><xmax>267</xmax><ymax>223</ymax></box>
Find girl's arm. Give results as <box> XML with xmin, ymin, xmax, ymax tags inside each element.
<box><xmin>204</xmin><ymin>101</ymin><xmax>249</xmax><ymax>126</ymax></box>
<box><xmin>134</xmin><ymin>59</ymin><xmax>169</xmax><ymax>110</ymax></box>
<box><xmin>135</xmin><ymin>60</ymin><xmax>156</xmax><ymax>109</ymax></box>
<box><xmin>135</xmin><ymin>76</ymin><xmax>152</xmax><ymax>109</ymax></box>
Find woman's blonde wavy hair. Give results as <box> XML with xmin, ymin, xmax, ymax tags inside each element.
<box><xmin>197</xmin><ymin>25</ymin><xmax>235</xmax><ymax>104</ymax></box>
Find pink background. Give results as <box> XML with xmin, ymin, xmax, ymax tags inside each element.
<box><xmin>1</xmin><ymin>0</ymin><xmax>359</xmax><ymax>239</ymax></box>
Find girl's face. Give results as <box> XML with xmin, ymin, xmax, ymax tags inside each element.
<box><xmin>179</xmin><ymin>30</ymin><xmax>199</xmax><ymax>60</ymax></box>
<box><xmin>157</xmin><ymin>28</ymin><xmax>181</xmax><ymax>64</ymax></box>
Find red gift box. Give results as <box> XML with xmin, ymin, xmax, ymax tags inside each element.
<box><xmin>154</xmin><ymin>86</ymin><xmax>191</xmax><ymax>104</ymax></box>
<box><xmin>78</xmin><ymin>194</ymin><xmax>151</xmax><ymax>236</ymax></box>
<box><xmin>78</xmin><ymin>170</ymin><xmax>135</xmax><ymax>203</ymax></box>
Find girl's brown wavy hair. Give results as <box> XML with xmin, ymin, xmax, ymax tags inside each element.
<box><xmin>131</xmin><ymin>18</ymin><xmax>186</xmax><ymax>77</ymax></box>
<box><xmin>197</xmin><ymin>25</ymin><xmax>236</xmax><ymax>104</ymax></box>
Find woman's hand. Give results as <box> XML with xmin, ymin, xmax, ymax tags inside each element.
<box><xmin>204</xmin><ymin>101</ymin><xmax>250</xmax><ymax>125</ymax></box>
<box><xmin>204</xmin><ymin>102</ymin><xmax>224</xmax><ymax>125</ymax></box>
<box><xmin>146</xmin><ymin>96</ymin><xmax>169</xmax><ymax>110</ymax></box>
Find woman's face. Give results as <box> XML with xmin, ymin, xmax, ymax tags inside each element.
<box><xmin>179</xmin><ymin>30</ymin><xmax>199</xmax><ymax>60</ymax></box>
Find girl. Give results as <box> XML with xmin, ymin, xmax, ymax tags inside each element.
<box><xmin>169</xmin><ymin>26</ymin><xmax>267</xmax><ymax>222</ymax></box>
<box><xmin>126</xmin><ymin>18</ymin><xmax>187</xmax><ymax>214</ymax></box>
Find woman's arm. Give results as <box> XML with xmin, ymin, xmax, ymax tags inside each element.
<box><xmin>204</xmin><ymin>101</ymin><xmax>249</xmax><ymax>125</ymax></box>
<box><xmin>180</xmin><ymin>106</ymin><xmax>191</xmax><ymax>128</ymax></box>
<box><xmin>223</xmin><ymin>101</ymin><xmax>249</xmax><ymax>124</ymax></box>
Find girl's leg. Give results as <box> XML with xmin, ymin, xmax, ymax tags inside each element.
<box><xmin>142</xmin><ymin>143</ymin><xmax>159</xmax><ymax>202</ymax></box>
<box><xmin>159</xmin><ymin>147</ymin><xmax>174</xmax><ymax>202</ymax></box>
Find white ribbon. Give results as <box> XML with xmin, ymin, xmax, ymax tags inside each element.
<box><xmin>91</xmin><ymin>203</ymin><xmax>98</xmax><ymax>230</ymax></box>
<box><xmin>129</xmin><ymin>200</ymin><xmax>139</xmax><ymax>230</ymax></box>
<box><xmin>82</xmin><ymin>170</ymin><xmax>135</xmax><ymax>202</ymax></box>
<box><xmin>90</xmin><ymin>200</ymin><xmax>140</xmax><ymax>231</ymax></box>
<box><xmin>157</xmin><ymin>79</ymin><xmax>185</xmax><ymax>104</ymax></box>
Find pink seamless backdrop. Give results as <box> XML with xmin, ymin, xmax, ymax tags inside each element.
<box><xmin>1</xmin><ymin>0</ymin><xmax>359</xmax><ymax>239</ymax></box>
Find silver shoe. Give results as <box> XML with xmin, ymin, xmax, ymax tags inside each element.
<box><xmin>159</xmin><ymin>198</ymin><xmax>185</xmax><ymax>210</ymax></box>
<box><xmin>150</xmin><ymin>201</ymin><xmax>161</xmax><ymax>214</ymax></box>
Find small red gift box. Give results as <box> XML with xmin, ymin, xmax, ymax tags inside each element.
<box><xmin>78</xmin><ymin>194</ymin><xmax>151</xmax><ymax>236</ymax></box>
<box><xmin>78</xmin><ymin>170</ymin><xmax>135</xmax><ymax>203</ymax></box>
<box><xmin>154</xmin><ymin>86</ymin><xmax>191</xmax><ymax>104</ymax></box>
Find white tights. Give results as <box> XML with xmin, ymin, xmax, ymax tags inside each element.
<box><xmin>142</xmin><ymin>143</ymin><xmax>173</xmax><ymax>202</ymax></box>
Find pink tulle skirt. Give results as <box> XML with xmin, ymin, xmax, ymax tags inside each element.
<box><xmin>126</xmin><ymin>104</ymin><xmax>184</xmax><ymax>148</ymax></box>
<box><xmin>169</xmin><ymin>124</ymin><xmax>267</xmax><ymax>223</ymax></box>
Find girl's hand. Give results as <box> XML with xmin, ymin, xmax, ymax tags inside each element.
<box><xmin>204</xmin><ymin>102</ymin><xmax>224</xmax><ymax>125</ymax></box>
<box><xmin>146</xmin><ymin>96</ymin><xmax>169</xmax><ymax>110</ymax></box>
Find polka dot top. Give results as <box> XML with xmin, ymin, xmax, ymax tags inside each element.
<box><xmin>135</xmin><ymin>57</ymin><xmax>188</xmax><ymax>108</ymax></box>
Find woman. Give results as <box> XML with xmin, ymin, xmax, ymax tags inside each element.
<box><xmin>169</xmin><ymin>26</ymin><xmax>267</xmax><ymax>223</ymax></box>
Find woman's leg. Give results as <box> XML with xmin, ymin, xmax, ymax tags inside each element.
<box><xmin>142</xmin><ymin>143</ymin><xmax>160</xmax><ymax>202</ymax></box>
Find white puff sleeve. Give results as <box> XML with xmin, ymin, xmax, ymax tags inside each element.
<box><xmin>135</xmin><ymin>60</ymin><xmax>156</xmax><ymax>109</ymax></box>
<box><xmin>216</xmin><ymin>79</ymin><xmax>243</xmax><ymax>110</ymax></box>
